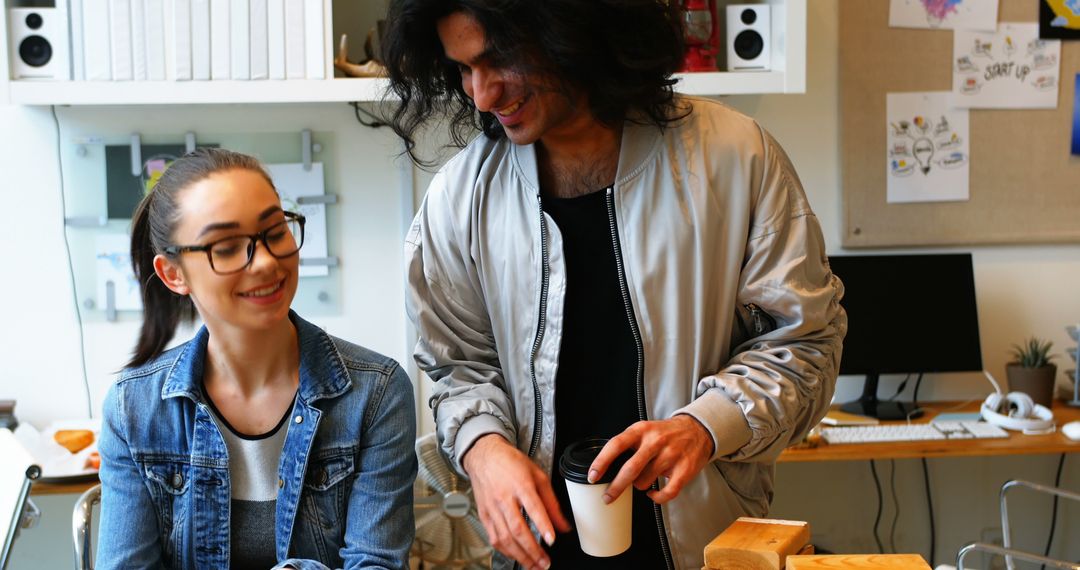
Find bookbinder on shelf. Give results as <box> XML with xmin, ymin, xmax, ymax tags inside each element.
<box><xmin>65</xmin><ymin>0</ymin><xmax>332</xmax><ymax>82</ymax></box>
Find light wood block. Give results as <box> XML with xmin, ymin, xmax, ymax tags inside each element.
<box><xmin>700</xmin><ymin>546</ymin><xmax>815</xmax><ymax>570</ymax></box>
<box><xmin>786</xmin><ymin>554</ymin><xmax>931</xmax><ymax>569</ymax></box>
<box><xmin>704</xmin><ymin>517</ymin><xmax>811</xmax><ymax>570</ymax></box>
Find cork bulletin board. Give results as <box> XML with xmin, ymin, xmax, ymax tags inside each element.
<box><xmin>840</xmin><ymin>0</ymin><xmax>1080</xmax><ymax>247</ymax></box>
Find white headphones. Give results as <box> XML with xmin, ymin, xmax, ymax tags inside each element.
<box><xmin>981</xmin><ymin>391</ymin><xmax>1055</xmax><ymax>433</ymax></box>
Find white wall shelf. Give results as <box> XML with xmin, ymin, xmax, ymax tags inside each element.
<box><xmin>8</xmin><ymin>71</ymin><xmax>800</xmax><ymax>106</ymax></box>
<box><xmin>3</xmin><ymin>0</ymin><xmax>804</xmax><ymax>106</ymax></box>
<box><xmin>8</xmin><ymin>77</ymin><xmax>391</xmax><ymax>105</ymax></box>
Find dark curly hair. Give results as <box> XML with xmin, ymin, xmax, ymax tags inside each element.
<box><xmin>382</xmin><ymin>0</ymin><xmax>689</xmax><ymax>165</ymax></box>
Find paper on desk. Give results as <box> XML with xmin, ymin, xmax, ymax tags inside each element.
<box><xmin>0</xmin><ymin>429</ymin><xmax>37</xmax><ymax>550</ymax></box>
<box><xmin>821</xmin><ymin>410</ymin><xmax>880</xmax><ymax>426</ymax></box>
<box><xmin>13</xmin><ymin>420</ymin><xmax>100</xmax><ymax>482</ymax></box>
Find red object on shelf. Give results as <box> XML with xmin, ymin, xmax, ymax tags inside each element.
<box><xmin>682</xmin><ymin>0</ymin><xmax>719</xmax><ymax>72</ymax></box>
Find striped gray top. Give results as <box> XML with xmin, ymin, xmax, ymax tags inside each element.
<box><xmin>204</xmin><ymin>390</ymin><xmax>294</xmax><ymax>569</ymax></box>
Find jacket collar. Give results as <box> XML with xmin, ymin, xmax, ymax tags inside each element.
<box><xmin>160</xmin><ymin>311</ymin><xmax>352</xmax><ymax>404</ymax></box>
<box><xmin>511</xmin><ymin>110</ymin><xmax>666</xmax><ymax>195</ymax></box>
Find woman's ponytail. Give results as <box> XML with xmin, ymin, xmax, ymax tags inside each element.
<box><xmin>127</xmin><ymin>192</ymin><xmax>195</xmax><ymax>368</ymax></box>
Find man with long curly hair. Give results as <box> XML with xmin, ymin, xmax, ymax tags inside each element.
<box><xmin>384</xmin><ymin>2</ymin><xmax>846</xmax><ymax>569</ymax></box>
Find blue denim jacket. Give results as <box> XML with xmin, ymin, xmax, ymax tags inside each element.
<box><xmin>97</xmin><ymin>312</ymin><xmax>417</xmax><ymax>569</ymax></box>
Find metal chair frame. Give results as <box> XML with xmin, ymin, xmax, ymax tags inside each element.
<box><xmin>956</xmin><ymin>479</ymin><xmax>1080</xmax><ymax>570</ymax></box>
<box><xmin>72</xmin><ymin>483</ymin><xmax>101</xmax><ymax>570</ymax></box>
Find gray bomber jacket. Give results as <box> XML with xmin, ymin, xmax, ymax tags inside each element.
<box><xmin>405</xmin><ymin>96</ymin><xmax>846</xmax><ymax>570</ymax></box>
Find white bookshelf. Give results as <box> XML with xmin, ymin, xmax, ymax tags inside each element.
<box><xmin>9</xmin><ymin>77</ymin><xmax>390</xmax><ymax>104</ymax></box>
<box><xmin>3</xmin><ymin>0</ymin><xmax>804</xmax><ymax>105</ymax></box>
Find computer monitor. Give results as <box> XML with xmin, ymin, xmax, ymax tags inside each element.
<box><xmin>827</xmin><ymin>253</ymin><xmax>983</xmax><ymax>420</ymax></box>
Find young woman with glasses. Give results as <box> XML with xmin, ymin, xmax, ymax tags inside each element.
<box><xmin>96</xmin><ymin>148</ymin><xmax>416</xmax><ymax>569</ymax></box>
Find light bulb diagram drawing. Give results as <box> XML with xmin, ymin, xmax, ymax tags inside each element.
<box><xmin>912</xmin><ymin>138</ymin><xmax>935</xmax><ymax>174</ymax></box>
<box><xmin>886</xmin><ymin>92</ymin><xmax>970</xmax><ymax>204</ymax></box>
<box><xmin>889</xmin><ymin>114</ymin><xmax>968</xmax><ymax>178</ymax></box>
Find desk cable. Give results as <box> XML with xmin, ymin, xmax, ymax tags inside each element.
<box><xmin>909</xmin><ymin>373</ymin><xmax>936</xmax><ymax>567</ymax></box>
<box><xmin>869</xmin><ymin>459</ymin><xmax>884</xmax><ymax>553</ymax></box>
<box><xmin>888</xmin><ymin>459</ymin><xmax>900</xmax><ymax>554</ymax></box>
<box><xmin>1041</xmin><ymin>453</ymin><xmax>1067</xmax><ymax>570</ymax></box>
<box><xmin>868</xmin><ymin>458</ymin><xmax>906</xmax><ymax>556</ymax></box>
<box><xmin>922</xmin><ymin>457</ymin><xmax>935</xmax><ymax>567</ymax></box>
<box><xmin>51</xmin><ymin>105</ymin><xmax>93</xmax><ymax>420</ymax></box>
<box><xmin>888</xmin><ymin>373</ymin><xmax>914</xmax><ymax>401</ymax></box>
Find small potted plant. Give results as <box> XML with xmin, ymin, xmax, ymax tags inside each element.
<box><xmin>1006</xmin><ymin>337</ymin><xmax>1057</xmax><ymax>408</ymax></box>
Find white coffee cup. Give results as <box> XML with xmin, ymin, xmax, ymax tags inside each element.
<box><xmin>559</xmin><ymin>438</ymin><xmax>633</xmax><ymax>557</ymax></box>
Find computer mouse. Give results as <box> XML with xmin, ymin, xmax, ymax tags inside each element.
<box><xmin>1062</xmin><ymin>421</ymin><xmax>1080</xmax><ymax>441</ymax></box>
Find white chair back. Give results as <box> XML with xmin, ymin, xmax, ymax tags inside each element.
<box><xmin>0</xmin><ymin>428</ymin><xmax>41</xmax><ymax>570</ymax></box>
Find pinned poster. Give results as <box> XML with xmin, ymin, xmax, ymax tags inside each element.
<box><xmin>886</xmin><ymin>92</ymin><xmax>970</xmax><ymax>204</ymax></box>
<box><xmin>266</xmin><ymin>163</ymin><xmax>329</xmax><ymax>277</ymax></box>
<box><xmin>1073</xmin><ymin>74</ymin><xmax>1080</xmax><ymax>155</ymax></box>
<box><xmin>889</xmin><ymin>0</ymin><xmax>999</xmax><ymax>31</ymax></box>
<box><xmin>952</xmin><ymin>23</ymin><xmax>1061</xmax><ymax>108</ymax></box>
<box><xmin>1040</xmin><ymin>0</ymin><xmax>1080</xmax><ymax>40</ymax></box>
<box><xmin>96</xmin><ymin>234</ymin><xmax>142</xmax><ymax>311</ymax></box>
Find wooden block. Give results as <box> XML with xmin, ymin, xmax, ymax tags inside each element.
<box><xmin>704</xmin><ymin>517</ymin><xmax>811</xmax><ymax>570</ymax></box>
<box><xmin>785</xmin><ymin>554</ymin><xmax>932</xmax><ymax>569</ymax></box>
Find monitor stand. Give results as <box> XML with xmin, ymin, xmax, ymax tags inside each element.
<box><xmin>840</xmin><ymin>373</ymin><xmax>924</xmax><ymax>421</ymax></box>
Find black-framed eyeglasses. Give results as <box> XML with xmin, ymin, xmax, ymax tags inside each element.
<box><xmin>163</xmin><ymin>211</ymin><xmax>306</xmax><ymax>275</ymax></box>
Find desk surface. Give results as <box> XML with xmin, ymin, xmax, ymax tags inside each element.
<box><xmin>30</xmin><ymin>402</ymin><xmax>1080</xmax><ymax>494</ymax></box>
<box><xmin>780</xmin><ymin>400</ymin><xmax>1080</xmax><ymax>463</ymax></box>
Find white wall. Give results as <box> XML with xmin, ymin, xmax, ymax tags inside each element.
<box><xmin>1</xmin><ymin>103</ymin><xmax>415</xmax><ymax>428</ymax></box>
<box><xmin>2</xmin><ymin>1</ymin><xmax>1078</xmax><ymax>567</ymax></box>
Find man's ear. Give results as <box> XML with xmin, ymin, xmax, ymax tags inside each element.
<box><xmin>153</xmin><ymin>254</ymin><xmax>190</xmax><ymax>295</ymax></box>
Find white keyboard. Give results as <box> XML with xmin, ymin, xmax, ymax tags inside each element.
<box><xmin>821</xmin><ymin>421</ymin><xmax>1009</xmax><ymax>444</ymax></box>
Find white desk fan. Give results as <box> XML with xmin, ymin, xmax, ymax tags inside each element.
<box><xmin>413</xmin><ymin>433</ymin><xmax>491</xmax><ymax>569</ymax></box>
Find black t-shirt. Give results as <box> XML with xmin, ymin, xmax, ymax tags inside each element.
<box><xmin>541</xmin><ymin>189</ymin><xmax>668</xmax><ymax>569</ymax></box>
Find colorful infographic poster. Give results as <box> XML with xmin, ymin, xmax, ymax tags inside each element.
<box><xmin>886</xmin><ymin>92</ymin><xmax>971</xmax><ymax>204</ymax></box>
<box><xmin>890</xmin><ymin>0</ymin><xmax>999</xmax><ymax>31</ymax></box>
<box><xmin>952</xmin><ymin>24</ymin><xmax>1061</xmax><ymax>108</ymax></box>
<box><xmin>1039</xmin><ymin>0</ymin><xmax>1080</xmax><ymax>40</ymax></box>
<box><xmin>1073</xmin><ymin>74</ymin><xmax>1080</xmax><ymax>155</ymax></box>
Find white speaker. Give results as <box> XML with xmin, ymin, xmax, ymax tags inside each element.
<box><xmin>726</xmin><ymin>4</ymin><xmax>770</xmax><ymax>72</ymax></box>
<box><xmin>981</xmin><ymin>391</ymin><xmax>1055</xmax><ymax>433</ymax></box>
<box><xmin>7</xmin><ymin>7</ymin><xmax>70</xmax><ymax>80</ymax></box>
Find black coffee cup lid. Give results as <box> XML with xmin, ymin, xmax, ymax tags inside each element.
<box><xmin>559</xmin><ymin>437</ymin><xmax>633</xmax><ymax>484</ymax></box>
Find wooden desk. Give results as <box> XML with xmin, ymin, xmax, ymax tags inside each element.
<box><xmin>29</xmin><ymin>402</ymin><xmax>1080</xmax><ymax>493</ymax></box>
<box><xmin>780</xmin><ymin>400</ymin><xmax>1080</xmax><ymax>463</ymax></box>
<box><xmin>31</xmin><ymin>478</ymin><xmax>98</xmax><ymax>496</ymax></box>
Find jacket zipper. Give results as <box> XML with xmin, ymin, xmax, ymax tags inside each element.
<box><xmin>513</xmin><ymin>196</ymin><xmax>550</xmax><ymax>570</ymax></box>
<box><xmin>745</xmin><ymin>302</ymin><xmax>773</xmax><ymax>336</ymax></box>
<box><xmin>526</xmin><ymin>195</ymin><xmax>549</xmax><ymax>460</ymax></box>
<box><xmin>605</xmin><ymin>187</ymin><xmax>675</xmax><ymax>570</ymax></box>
